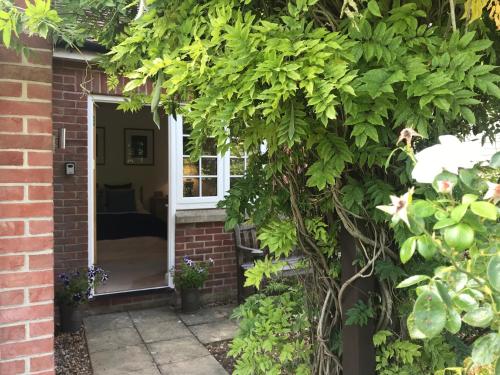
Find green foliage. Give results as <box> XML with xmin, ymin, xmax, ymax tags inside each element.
<box><xmin>229</xmin><ymin>282</ymin><xmax>311</xmax><ymax>375</ymax></box>
<box><xmin>374</xmin><ymin>330</ymin><xmax>457</xmax><ymax>375</ymax></box>
<box><xmin>170</xmin><ymin>256</ymin><xmax>213</xmax><ymax>290</ymax></box>
<box><xmin>94</xmin><ymin>0</ymin><xmax>500</xmax><ymax>372</ymax></box>
<box><xmin>0</xmin><ymin>0</ymin><xmax>61</xmax><ymax>50</ymax></box>
<box><xmin>383</xmin><ymin>153</ymin><xmax>500</xmax><ymax>370</ymax></box>
<box><xmin>345</xmin><ymin>300</ymin><xmax>375</xmax><ymax>326</ymax></box>
<box><xmin>257</xmin><ymin>220</ymin><xmax>297</xmax><ymax>258</ymax></box>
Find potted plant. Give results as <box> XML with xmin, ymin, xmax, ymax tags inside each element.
<box><xmin>56</xmin><ymin>266</ymin><xmax>108</xmax><ymax>333</ymax></box>
<box><xmin>171</xmin><ymin>256</ymin><xmax>214</xmax><ymax>313</ymax></box>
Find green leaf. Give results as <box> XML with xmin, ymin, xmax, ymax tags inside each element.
<box><xmin>453</xmin><ymin>293</ymin><xmax>478</xmax><ymax>312</ymax></box>
<box><xmin>445</xmin><ymin>308</ymin><xmax>461</xmax><ymax>334</ymax></box>
<box><xmin>413</xmin><ymin>291</ymin><xmax>447</xmax><ymax>338</ymax></box>
<box><xmin>461</xmin><ymin>107</ymin><xmax>476</xmax><ymax>124</ymax></box>
<box><xmin>367</xmin><ymin>0</ymin><xmax>382</xmax><ymax>17</ymax></box>
<box><xmin>470</xmin><ymin>201</ymin><xmax>497</xmax><ymax>221</ymax></box>
<box><xmin>412</xmin><ymin>200</ymin><xmax>435</xmax><ymax>218</ymax></box>
<box><xmin>407</xmin><ymin>312</ymin><xmax>426</xmax><ymax>340</ymax></box>
<box><xmin>450</xmin><ymin>204</ymin><xmax>468</xmax><ymax>222</ymax></box>
<box><xmin>463</xmin><ymin>306</ymin><xmax>493</xmax><ymax>328</ymax></box>
<box><xmin>433</xmin><ymin>218</ymin><xmax>457</xmax><ymax>230</ymax></box>
<box><xmin>490</xmin><ymin>151</ymin><xmax>500</xmax><ymax>168</ymax></box>
<box><xmin>487</xmin><ymin>255</ymin><xmax>500</xmax><ymax>292</ymax></box>
<box><xmin>462</xmin><ymin>194</ymin><xmax>478</xmax><ymax>205</ymax></box>
<box><xmin>471</xmin><ymin>333</ymin><xmax>500</xmax><ymax>365</ymax></box>
<box><xmin>396</xmin><ymin>274</ymin><xmax>430</xmax><ymax>288</ymax></box>
<box><xmin>400</xmin><ymin>237</ymin><xmax>417</xmax><ymax>264</ymax></box>
<box><xmin>435</xmin><ymin>280</ymin><xmax>453</xmax><ymax>307</ymax></box>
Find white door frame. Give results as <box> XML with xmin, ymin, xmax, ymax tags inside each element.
<box><xmin>87</xmin><ymin>94</ymin><xmax>176</xmax><ymax>291</ymax></box>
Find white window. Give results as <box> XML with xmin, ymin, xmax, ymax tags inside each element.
<box><xmin>174</xmin><ymin>119</ymin><xmax>247</xmax><ymax>209</ymax></box>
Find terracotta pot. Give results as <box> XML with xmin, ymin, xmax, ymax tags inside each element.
<box><xmin>59</xmin><ymin>304</ymin><xmax>82</xmax><ymax>333</ymax></box>
<box><xmin>181</xmin><ymin>288</ymin><xmax>201</xmax><ymax>313</ymax></box>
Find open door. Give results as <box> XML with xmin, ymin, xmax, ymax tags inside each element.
<box><xmin>89</xmin><ymin>98</ymin><xmax>170</xmax><ymax>294</ymax></box>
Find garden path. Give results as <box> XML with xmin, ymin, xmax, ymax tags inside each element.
<box><xmin>83</xmin><ymin>304</ymin><xmax>237</xmax><ymax>375</ymax></box>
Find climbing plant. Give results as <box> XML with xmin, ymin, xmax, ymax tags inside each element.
<box><xmin>97</xmin><ymin>0</ymin><xmax>500</xmax><ymax>373</ymax></box>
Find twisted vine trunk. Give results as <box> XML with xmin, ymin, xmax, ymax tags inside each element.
<box><xmin>287</xmin><ymin>173</ymin><xmax>391</xmax><ymax>374</ymax></box>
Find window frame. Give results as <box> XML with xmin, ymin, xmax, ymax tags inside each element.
<box><xmin>174</xmin><ymin>118</ymin><xmax>252</xmax><ymax>209</ymax></box>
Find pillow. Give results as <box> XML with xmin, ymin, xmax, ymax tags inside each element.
<box><xmin>104</xmin><ymin>183</ymin><xmax>132</xmax><ymax>190</ymax></box>
<box><xmin>105</xmin><ymin>189</ymin><xmax>136</xmax><ymax>212</ymax></box>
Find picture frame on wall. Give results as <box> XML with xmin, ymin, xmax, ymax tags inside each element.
<box><xmin>96</xmin><ymin>127</ymin><xmax>105</xmax><ymax>165</ymax></box>
<box><xmin>124</xmin><ymin>128</ymin><xmax>154</xmax><ymax>166</ymax></box>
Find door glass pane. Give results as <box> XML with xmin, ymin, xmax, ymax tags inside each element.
<box><xmin>183</xmin><ymin>178</ymin><xmax>199</xmax><ymax>197</ymax></box>
<box><xmin>201</xmin><ymin>158</ymin><xmax>217</xmax><ymax>176</ymax></box>
<box><xmin>201</xmin><ymin>178</ymin><xmax>217</xmax><ymax>196</ymax></box>
<box><xmin>230</xmin><ymin>158</ymin><xmax>245</xmax><ymax>175</ymax></box>
<box><xmin>202</xmin><ymin>138</ymin><xmax>216</xmax><ymax>155</ymax></box>
<box><xmin>183</xmin><ymin>136</ymin><xmax>190</xmax><ymax>155</ymax></box>
<box><xmin>183</xmin><ymin>157</ymin><xmax>199</xmax><ymax>176</ymax></box>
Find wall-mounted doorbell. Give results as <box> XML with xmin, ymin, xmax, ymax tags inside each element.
<box><xmin>65</xmin><ymin>162</ymin><xmax>76</xmax><ymax>175</ymax></box>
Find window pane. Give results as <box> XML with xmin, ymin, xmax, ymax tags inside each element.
<box><xmin>230</xmin><ymin>176</ymin><xmax>241</xmax><ymax>189</ymax></box>
<box><xmin>201</xmin><ymin>158</ymin><xmax>217</xmax><ymax>176</ymax></box>
<box><xmin>183</xmin><ymin>178</ymin><xmax>199</xmax><ymax>197</ymax></box>
<box><xmin>183</xmin><ymin>158</ymin><xmax>199</xmax><ymax>176</ymax></box>
<box><xmin>201</xmin><ymin>178</ymin><xmax>217</xmax><ymax>196</ymax></box>
<box><xmin>202</xmin><ymin>138</ymin><xmax>216</xmax><ymax>155</ymax></box>
<box><xmin>230</xmin><ymin>158</ymin><xmax>245</xmax><ymax>176</ymax></box>
<box><xmin>231</xmin><ymin>143</ymin><xmax>245</xmax><ymax>157</ymax></box>
<box><xmin>183</xmin><ymin>124</ymin><xmax>192</xmax><ymax>135</ymax></box>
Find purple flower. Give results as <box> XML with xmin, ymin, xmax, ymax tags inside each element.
<box><xmin>183</xmin><ymin>256</ymin><xmax>194</xmax><ymax>267</ymax></box>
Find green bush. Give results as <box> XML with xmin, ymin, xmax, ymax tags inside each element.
<box><xmin>229</xmin><ymin>282</ymin><xmax>311</xmax><ymax>375</ymax></box>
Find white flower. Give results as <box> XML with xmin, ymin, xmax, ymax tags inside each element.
<box><xmin>437</xmin><ymin>180</ymin><xmax>454</xmax><ymax>194</ymax></box>
<box><xmin>397</xmin><ymin>128</ymin><xmax>422</xmax><ymax>145</ymax></box>
<box><xmin>377</xmin><ymin>188</ymin><xmax>414</xmax><ymax>227</ymax></box>
<box><xmin>412</xmin><ymin>135</ymin><xmax>485</xmax><ymax>183</ymax></box>
<box><xmin>484</xmin><ymin>182</ymin><xmax>500</xmax><ymax>204</ymax></box>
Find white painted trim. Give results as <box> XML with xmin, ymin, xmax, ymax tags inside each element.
<box><xmin>87</xmin><ymin>95</ymin><xmax>175</xmax><ymax>292</ymax></box>
<box><xmin>87</xmin><ymin>96</ymin><xmax>95</xmax><ymax>271</ymax></box>
<box><xmin>167</xmin><ymin>115</ymin><xmax>178</xmax><ymax>288</ymax></box>
<box><xmin>53</xmin><ymin>48</ymin><xmax>99</xmax><ymax>62</ymax></box>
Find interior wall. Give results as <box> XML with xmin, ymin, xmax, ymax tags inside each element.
<box><xmin>96</xmin><ymin>103</ymin><xmax>168</xmax><ymax>210</ymax></box>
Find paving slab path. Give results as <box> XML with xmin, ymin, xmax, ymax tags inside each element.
<box><xmin>84</xmin><ymin>305</ymin><xmax>237</xmax><ymax>375</ymax></box>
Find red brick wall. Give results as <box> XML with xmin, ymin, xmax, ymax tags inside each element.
<box><xmin>175</xmin><ymin>222</ymin><xmax>237</xmax><ymax>301</ymax></box>
<box><xmin>0</xmin><ymin>38</ymin><xmax>54</xmax><ymax>374</ymax></box>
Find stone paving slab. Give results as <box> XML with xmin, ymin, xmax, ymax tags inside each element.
<box><xmin>135</xmin><ymin>319</ymin><xmax>192</xmax><ymax>343</ymax></box>
<box><xmin>90</xmin><ymin>345</ymin><xmax>160</xmax><ymax>375</ymax></box>
<box><xmin>87</xmin><ymin>327</ymin><xmax>143</xmax><ymax>353</ymax></box>
<box><xmin>84</xmin><ymin>312</ymin><xmax>133</xmax><ymax>334</ymax></box>
<box><xmin>148</xmin><ymin>336</ymin><xmax>210</xmax><ymax>365</ymax></box>
<box><xmin>129</xmin><ymin>307</ymin><xmax>179</xmax><ymax>324</ymax></box>
<box><xmin>159</xmin><ymin>355</ymin><xmax>228</xmax><ymax>375</ymax></box>
<box><xmin>85</xmin><ymin>306</ymin><xmax>234</xmax><ymax>374</ymax></box>
<box><xmin>179</xmin><ymin>305</ymin><xmax>235</xmax><ymax>326</ymax></box>
<box><xmin>189</xmin><ymin>319</ymin><xmax>239</xmax><ymax>344</ymax></box>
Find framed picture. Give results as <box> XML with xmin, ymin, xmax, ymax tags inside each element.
<box><xmin>96</xmin><ymin>127</ymin><xmax>105</xmax><ymax>165</ymax></box>
<box><xmin>124</xmin><ymin>128</ymin><xmax>154</xmax><ymax>166</ymax></box>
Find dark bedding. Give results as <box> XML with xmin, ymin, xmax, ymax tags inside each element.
<box><xmin>97</xmin><ymin>212</ymin><xmax>167</xmax><ymax>240</ymax></box>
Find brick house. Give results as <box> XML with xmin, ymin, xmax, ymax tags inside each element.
<box><xmin>1</xmin><ymin>40</ymin><xmax>239</xmax><ymax>373</ymax></box>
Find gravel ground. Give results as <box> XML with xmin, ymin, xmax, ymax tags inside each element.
<box><xmin>55</xmin><ymin>328</ymin><xmax>93</xmax><ymax>375</ymax></box>
<box><xmin>206</xmin><ymin>340</ymin><xmax>235</xmax><ymax>374</ymax></box>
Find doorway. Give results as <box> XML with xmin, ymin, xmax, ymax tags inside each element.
<box><xmin>88</xmin><ymin>99</ymin><xmax>170</xmax><ymax>294</ymax></box>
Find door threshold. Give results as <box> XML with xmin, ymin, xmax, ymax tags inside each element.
<box><xmin>92</xmin><ymin>285</ymin><xmax>174</xmax><ymax>298</ymax></box>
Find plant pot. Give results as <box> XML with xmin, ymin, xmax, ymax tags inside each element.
<box><xmin>181</xmin><ymin>288</ymin><xmax>201</xmax><ymax>313</ymax></box>
<box><xmin>59</xmin><ymin>304</ymin><xmax>82</xmax><ymax>333</ymax></box>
